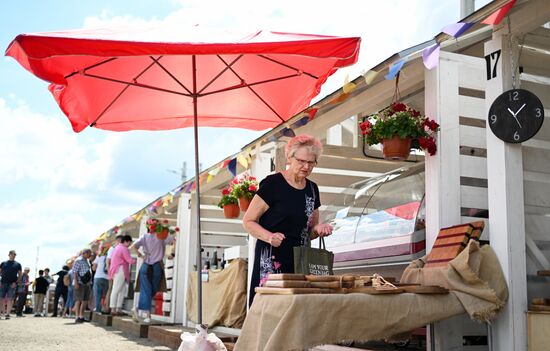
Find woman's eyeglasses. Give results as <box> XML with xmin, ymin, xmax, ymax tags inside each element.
<box><xmin>293</xmin><ymin>156</ymin><xmax>317</xmax><ymax>167</ymax></box>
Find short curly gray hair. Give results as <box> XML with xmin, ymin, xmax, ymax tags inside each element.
<box><xmin>284</xmin><ymin>134</ymin><xmax>323</xmax><ymax>161</ymax></box>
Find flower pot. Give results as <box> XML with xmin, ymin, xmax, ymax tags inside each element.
<box><xmin>381</xmin><ymin>136</ymin><xmax>411</xmax><ymax>160</ymax></box>
<box><xmin>156</xmin><ymin>228</ymin><xmax>169</xmax><ymax>240</ymax></box>
<box><xmin>223</xmin><ymin>203</ymin><xmax>240</xmax><ymax>218</ymax></box>
<box><xmin>238</xmin><ymin>197</ymin><xmax>251</xmax><ymax>211</ymax></box>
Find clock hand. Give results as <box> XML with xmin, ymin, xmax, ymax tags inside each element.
<box><xmin>507</xmin><ymin>107</ymin><xmax>523</xmax><ymax>128</ymax></box>
<box><xmin>514</xmin><ymin>103</ymin><xmax>526</xmax><ymax>116</ymax></box>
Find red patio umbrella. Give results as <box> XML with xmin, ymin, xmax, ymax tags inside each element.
<box><xmin>6</xmin><ymin>25</ymin><xmax>360</xmax><ymax>324</ymax></box>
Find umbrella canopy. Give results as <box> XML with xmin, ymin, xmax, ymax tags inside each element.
<box><xmin>6</xmin><ymin>25</ymin><xmax>360</xmax><ymax>132</ymax></box>
<box><xmin>5</xmin><ymin>25</ymin><xmax>360</xmax><ymax>324</ymax></box>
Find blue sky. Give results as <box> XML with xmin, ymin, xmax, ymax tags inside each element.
<box><xmin>0</xmin><ymin>0</ymin><xmax>490</xmax><ymax>277</ymax></box>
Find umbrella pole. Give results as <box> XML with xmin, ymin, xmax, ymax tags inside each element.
<box><xmin>192</xmin><ymin>55</ymin><xmax>203</xmax><ymax>325</ymax></box>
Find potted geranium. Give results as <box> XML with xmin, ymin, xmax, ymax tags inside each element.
<box><xmin>218</xmin><ymin>188</ymin><xmax>240</xmax><ymax>218</ymax></box>
<box><xmin>360</xmin><ymin>102</ymin><xmax>439</xmax><ymax>160</ymax></box>
<box><xmin>230</xmin><ymin>174</ymin><xmax>258</xmax><ymax>211</ymax></box>
<box><xmin>146</xmin><ymin>218</ymin><xmax>180</xmax><ymax>240</ymax></box>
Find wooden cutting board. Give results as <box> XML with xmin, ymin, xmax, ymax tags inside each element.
<box><xmin>425</xmin><ymin>223</ymin><xmax>474</xmax><ymax>268</ymax></box>
<box><xmin>264</xmin><ymin>280</ymin><xmax>311</xmax><ymax>288</ymax></box>
<box><xmin>310</xmin><ymin>281</ymin><xmax>342</xmax><ymax>288</ymax></box>
<box><xmin>267</xmin><ymin>273</ymin><xmax>306</xmax><ymax>281</ymax></box>
<box><xmin>532</xmin><ymin>297</ymin><xmax>550</xmax><ymax>305</ymax></box>
<box><xmin>401</xmin><ymin>285</ymin><xmax>449</xmax><ymax>294</ymax></box>
<box><xmin>530</xmin><ymin>304</ymin><xmax>550</xmax><ymax>312</ymax></box>
<box><xmin>347</xmin><ymin>287</ymin><xmax>404</xmax><ymax>294</ymax></box>
<box><xmin>255</xmin><ymin>287</ymin><xmax>336</xmax><ymax>295</ymax></box>
<box><xmin>305</xmin><ymin>275</ymin><xmax>357</xmax><ymax>282</ymax></box>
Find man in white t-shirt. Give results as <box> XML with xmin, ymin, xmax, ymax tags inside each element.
<box><xmin>102</xmin><ymin>234</ymin><xmax>124</xmax><ymax>314</ymax></box>
<box><xmin>92</xmin><ymin>246</ymin><xmax>109</xmax><ymax>313</ymax></box>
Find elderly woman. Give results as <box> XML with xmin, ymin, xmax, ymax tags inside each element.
<box><xmin>243</xmin><ymin>134</ymin><xmax>333</xmax><ymax>306</ymax></box>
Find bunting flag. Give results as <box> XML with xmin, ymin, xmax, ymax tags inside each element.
<box><xmin>293</xmin><ymin>116</ymin><xmax>310</xmax><ymax>127</ymax></box>
<box><xmin>237</xmin><ymin>154</ymin><xmax>249</xmax><ymax>169</ymax></box>
<box><xmin>191</xmin><ymin>182</ymin><xmax>196</xmax><ymax>190</ymax></box>
<box><xmin>482</xmin><ymin>0</ymin><xmax>516</xmax><ymax>25</ymax></box>
<box><xmin>442</xmin><ymin>22</ymin><xmax>474</xmax><ymax>38</ymax></box>
<box><xmin>134</xmin><ymin>209</ymin><xmax>145</xmax><ymax>221</ymax></box>
<box><xmin>305</xmin><ymin>108</ymin><xmax>319</xmax><ymax>121</ymax></box>
<box><xmin>422</xmin><ymin>43</ymin><xmax>440</xmax><ymax>70</ymax></box>
<box><xmin>207</xmin><ymin>174</ymin><xmax>214</xmax><ymax>183</ymax></box>
<box><xmin>209</xmin><ymin>167</ymin><xmax>221</xmax><ymax>176</ymax></box>
<box><xmin>281</xmin><ymin>127</ymin><xmax>296</xmax><ymax>138</ymax></box>
<box><xmin>184</xmin><ymin>182</ymin><xmax>193</xmax><ymax>192</ymax></box>
<box><xmin>267</xmin><ymin>135</ymin><xmax>277</xmax><ymax>142</ymax></box>
<box><xmin>162</xmin><ymin>193</ymin><xmax>174</xmax><ymax>207</ymax></box>
<box><xmin>199</xmin><ymin>173</ymin><xmax>208</xmax><ymax>185</ymax></box>
<box><xmin>228</xmin><ymin>158</ymin><xmax>237</xmax><ymax>177</ymax></box>
<box><xmin>342</xmin><ymin>74</ymin><xmax>357</xmax><ymax>94</ymax></box>
<box><xmin>328</xmin><ymin>92</ymin><xmax>350</xmax><ymax>105</ymax></box>
<box><xmin>385</xmin><ymin>59</ymin><xmax>405</xmax><ymax>80</ymax></box>
<box><xmin>363</xmin><ymin>70</ymin><xmax>379</xmax><ymax>85</ymax></box>
<box><xmin>221</xmin><ymin>159</ymin><xmax>231</xmax><ymax>168</ymax></box>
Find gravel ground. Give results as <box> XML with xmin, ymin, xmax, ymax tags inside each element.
<box><xmin>0</xmin><ymin>315</ymin><xmax>174</xmax><ymax>351</ymax></box>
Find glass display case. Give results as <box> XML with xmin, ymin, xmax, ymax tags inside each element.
<box><xmin>320</xmin><ymin>162</ymin><xmax>426</xmax><ymax>269</ymax></box>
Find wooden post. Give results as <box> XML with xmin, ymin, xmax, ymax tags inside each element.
<box><xmin>424</xmin><ymin>51</ymin><xmax>464</xmax><ymax>350</ymax></box>
<box><xmin>484</xmin><ymin>25</ymin><xmax>527</xmax><ymax>351</ymax></box>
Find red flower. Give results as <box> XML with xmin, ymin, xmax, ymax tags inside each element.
<box><xmin>149</xmin><ymin>225</ymin><xmax>156</xmax><ymax>232</ymax></box>
<box><xmin>419</xmin><ymin>137</ymin><xmax>437</xmax><ymax>156</ymax></box>
<box><xmin>410</xmin><ymin>109</ymin><xmax>421</xmax><ymax>117</ymax></box>
<box><xmin>392</xmin><ymin>102</ymin><xmax>407</xmax><ymax>112</ymax></box>
<box><xmin>231</xmin><ymin>178</ymin><xmax>239</xmax><ymax>184</ymax></box>
<box><xmin>175</xmin><ymin>227</ymin><xmax>180</xmax><ymax>232</ymax></box>
<box><xmin>249</xmin><ymin>176</ymin><xmax>256</xmax><ymax>181</ymax></box>
<box><xmin>163</xmin><ymin>219</ymin><xmax>169</xmax><ymax>224</ymax></box>
<box><xmin>359</xmin><ymin>121</ymin><xmax>372</xmax><ymax>135</ymax></box>
<box><xmin>248</xmin><ymin>184</ymin><xmax>257</xmax><ymax>192</ymax></box>
<box><xmin>221</xmin><ymin>188</ymin><xmax>230</xmax><ymax>195</ymax></box>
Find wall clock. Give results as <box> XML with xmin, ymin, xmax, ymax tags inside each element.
<box><xmin>488</xmin><ymin>89</ymin><xmax>545</xmax><ymax>143</ymax></box>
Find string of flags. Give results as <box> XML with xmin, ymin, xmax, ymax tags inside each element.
<box><xmin>88</xmin><ymin>1</ymin><xmax>518</xmax><ymax>249</ymax></box>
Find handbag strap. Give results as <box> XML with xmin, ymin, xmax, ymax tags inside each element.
<box><xmin>304</xmin><ymin>181</ymin><xmax>316</xmax><ymax>247</ymax></box>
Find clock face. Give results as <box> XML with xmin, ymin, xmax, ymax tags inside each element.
<box><xmin>488</xmin><ymin>89</ymin><xmax>545</xmax><ymax>143</ymax></box>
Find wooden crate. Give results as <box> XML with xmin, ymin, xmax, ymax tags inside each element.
<box><xmin>528</xmin><ymin>311</ymin><xmax>550</xmax><ymax>351</ymax></box>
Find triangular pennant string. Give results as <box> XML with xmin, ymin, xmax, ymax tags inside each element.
<box><xmin>342</xmin><ymin>74</ymin><xmax>357</xmax><ymax>94</ymax></box>
<box><xmin>442</xmin><ymin>22</ymin><xmax>474</xmax><ymax>38</ymax></box>
<box><xmin>363</xmin><ymin>70</ymin><xmax>379</xmax><ymax>85</ymax></box>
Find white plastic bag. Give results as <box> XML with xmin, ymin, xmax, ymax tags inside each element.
<box><xmin>178</xmin><ymin>324</ymin><xmax>227</xmax><ymax>351</ymax></box>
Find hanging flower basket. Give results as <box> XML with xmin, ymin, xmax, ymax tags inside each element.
<box><xmin>381</xmin><ymin>136</ymin><xmax>412</xmax><ymax>160</ymax></box>
<box><xmin>360</xmin><ymin>102</ymin><xmax>439</xmax><ymax>160</ymax></box>
<box><xmin>238</xmin><ymin>197</ymin><xmax>251</xmax><ymax>211</ymax></box>
<box><xmin>156</xmin><ymin>228</ymin><xmax>170</xmax><ymax>240</ymax></box>
<box><xmin>223</xmin><ymin>203</ymin><xmax>240</xmax><ymax>218</ymax></box>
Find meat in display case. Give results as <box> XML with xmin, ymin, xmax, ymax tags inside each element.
<box><xmin>320</xmin><ymin>162</ymin><xmax>426</xmax><ymax>269</ymax></box>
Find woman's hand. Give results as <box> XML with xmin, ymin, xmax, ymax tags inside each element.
<box><xmin>268</xmin><ymin>232</ymin><xmax>286</xmax><ymax>247</ymax></box>
<box><xmin>313</xmin><ymin>223</ymin><xmax>333</xmax><ymax>237</ymax></box>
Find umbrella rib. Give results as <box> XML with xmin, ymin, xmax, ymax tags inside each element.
<box><xmin>64</xmin><ymin>57</ymin><xmax>118</xmax><ymax>79</ymax></box>
<box><xmin>197</xmin><ymin>55</ymin><xmax>243</xmax><ymax>95</ymax></box>
<box><xmin>200</xmin><ymin>73</ymin><xmax>300</xmax><ymax>97</ymax></box>
<box><xmin>150</xmin><ymin>56</ymin><xmax>193</xmax><ymax>95</ymax></box>
<box><xmin>81</xmin><ymin>72</ymin><xmax>192</xmax><ymax>97</ymax></box>
<box><xmin>257</xmin><ymin>54</ymin><xmax>318</xmax><ymax>80</ymax></box>
<box><xmin>90</xmin><ymin>59</ymin><xmax>159</xmax><ymax>127</ymax></box>
<box><xmin>217</xmin><ymin>56</ymin><xmax>285</xmax><ymax>123</ymax></box>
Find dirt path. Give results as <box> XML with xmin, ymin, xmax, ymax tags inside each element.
<box><xmin>0</xmin><ymin>315</ymin><xmax>174</xmax><ymax>351</ymax></box>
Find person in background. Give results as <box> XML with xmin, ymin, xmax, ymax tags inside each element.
<box><xmin>15</xmin><ymin>267</ymin><xmax>30</xmax><ymax>317</ymax></box>
<box><xmin>73</xmin><ymin>248</ymin><xmax>93</xmax><ymax>323</ymax></box>
<box><xmin>109</xmin><ymin>235</ymin><xmax>136</xmax><ymax>316</ymax></box>
<box><xmin>103</xmin><ymin>233</ymin><xmax>124</xmax><ymax>314</ymax></box>
<box><xmin>243</xmin><ymin>134</ymin><xmax>333</xmax><ymax>306</ymax></box>
<box><xmin>92</xmin><ymin>246</ymin><xmax>109</xmax><ymax>313</ymax></box>
<box><xmin>43</xmin><ymin>268</ymin><xmax>53</xmax><ymax>284</ymax></box>
<box><xmin>130</xmin><ymin>228</ymin><xmax>175</xmax><ymax>324</ymax></box>
<box><xmin>33</xmin><ymin>270</ymin><xmax>49</xmax><ymax>317</ymax></box>
<box><xmin>51</xmin><ymin>265</ymin><xmax>69</xmax><ymax>317</ymax></box>
<box><xmin>63</xmin><ymin>263</ymin><xmax>75</xmax><ymax>318</ymax></box>
<box><xmin>0</xmin><ymin>250</ymin><xmax>22</xmax><ymax>320</ymax></box>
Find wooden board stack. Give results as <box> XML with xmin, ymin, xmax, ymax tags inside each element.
<box><xmin>424</xmin><ymin>221</ymin><xmax>485</xmax><ymax>268</ymax></box>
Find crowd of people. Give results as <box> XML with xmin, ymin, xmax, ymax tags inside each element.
<box><xmin>0</xmin><ymin>229</ymin><xmax>175</xmax><ymax>324</ymax></box>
